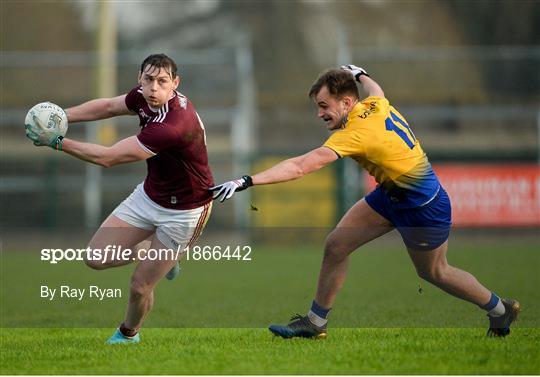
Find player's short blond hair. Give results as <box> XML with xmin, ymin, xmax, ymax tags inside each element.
<box><xmin>309</xmin><ymin>69</ymin><xmax>359</xmax><ymax>100</ymax></box>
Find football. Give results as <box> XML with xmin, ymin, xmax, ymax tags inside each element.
<box><xmin>25</xmin><ymin>102</ymin><xmax>68</xmax><ymax>137</ymax></box>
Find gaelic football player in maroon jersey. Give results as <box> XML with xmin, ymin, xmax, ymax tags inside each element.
<box><xmin>25</xmin><ymin>54</ymin><xmax>213</xmax><ymax>344</ymax></box>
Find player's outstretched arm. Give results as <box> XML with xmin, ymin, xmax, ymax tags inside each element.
<box><xmin>251</xmin><ymin>146</ymin><xmax>338</xmax><ymax>185</ymax></box>
<box><xmin>341</xmin><ymin>65</ymin><xmax>385</xmax><ymax>98</ymax></box>
<box><xmin>65</xmin><ymin>95</ymin><xmax>133</xmax><ymax>123</ymax></box>
<box><xmin>210</xmin><ymin>147</ymin><xmax>338</xmax><ymax>202</ymax></box>
<box><xmin>61</xmin><ymin>135</ymin><xmax>153</xmax><ymax>167</ymax></box>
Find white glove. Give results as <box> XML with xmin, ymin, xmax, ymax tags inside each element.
<box><xmin>340</xmin><ymin>64</ymin><xmax>369</xmax><ymax>82</ymax></box>
<box><xmin>25</xmin><ymin>119</ymin><xmax>63</xmax><ymax>149</ymax></box>
<box><xmin>209</xmin><ymin>175</ymin><xmax>253</xmax><ymax>202</ymax></box>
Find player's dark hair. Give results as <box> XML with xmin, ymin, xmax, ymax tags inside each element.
<box><xmin>140</xmin><ymin>54</ymin><xmax>178</xmax><ymax>78</ymax></box>
<box><xmin>309</xmin><ymin>69</ymin><xmax>359</xmax><ymax>99</ymax></box>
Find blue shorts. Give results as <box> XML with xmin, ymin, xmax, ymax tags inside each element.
<box><xmin>365</xmin><ymin>186</ymin><xmax>452</xmax><ymax>251</ymax></box>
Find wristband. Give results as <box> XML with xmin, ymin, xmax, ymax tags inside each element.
<box><xmin>242</xmin><ymin>175</ymin><xmax>253</xmax><ymax>187</ymax></box>
<box><xmin>355</xmin><ymin>71</ymin><xmax>370</xmax><ymax>81</ymax></box>
<box><xmin>52</xmin><ymin>136</ymin><xmax>64</xmax><ymax>151</ymax></box>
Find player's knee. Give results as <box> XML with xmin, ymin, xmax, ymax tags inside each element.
<box><xmin>84</xmin><ymin>241</ymin><xmax>108</xmax><ymax>269</ymax></box>
<box><xmin>416</xmin><ymin>268</ymin><xmax>433</xmax><ymax>282</ymax></box>
<box><xmin>416</xmin><ymin>264</ymin><xmax>448</xmax><ymax>285</ymax></box>
<box><xmin>323</xmin><ymin>236</ymin><xmax>349</xmax><ymax>262</ymax></box>
<box><xmin>84</xmin><ymin>252</ymin><xmax>115</xmax><ymax>270</ymax></box>
<box><xmin>84</xmin><ymin>257</ymin><xmax>106</xmax><ymax>270</ymax></box>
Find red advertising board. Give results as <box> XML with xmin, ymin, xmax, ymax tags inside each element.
<box><xmin>364</xmin><ymin>164</ymin><xmax>540</xmax><ymax>227</ymax></box>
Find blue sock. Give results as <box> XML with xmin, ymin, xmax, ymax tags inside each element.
<box><xmin>307</xmin><ymin>300</ymin><xmax>331</xmax><ymax>327</ymax></box>
<box><xmin>479</xmin><ymin>292</ymin><xmax>505</xmax><ymax>316</ymax></box>
<box><xmin>310</xmin><ymin>300</ymin><xmax>330</xmax><ymax>319</ymax></box>
<box><xmin>479</xmin><ymin>292</ymin><xmax>500</xmax><ymax>311</ymax></box>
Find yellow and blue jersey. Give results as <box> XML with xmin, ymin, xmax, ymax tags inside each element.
<box><xmin>323</xmin><ymin>96</ymin><xmax>440</xmax><ymax>209</ymax></box>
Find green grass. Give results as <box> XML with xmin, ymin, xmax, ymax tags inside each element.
<box><xmin>1</xmin><ymin>233</ymin><xmax>539</xmax><ymax>374</ymax></box>
<box><xmin>1</xmin><ymin>328</ymin><xmax>539</xmax><ymax>374</ymax></box>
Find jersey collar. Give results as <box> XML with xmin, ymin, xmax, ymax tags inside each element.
<box><xmin>347</xmin><ymin>102</ymin><xmax>364</xmax><ymax>119</ymax></box>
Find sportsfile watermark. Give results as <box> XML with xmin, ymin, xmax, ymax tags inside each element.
<box><xmin>40</xmin><ymin>244</ymin><xmax>252</xmax><ymax>264</ymax></box>
<box><xmin>3</xmin><ymin>227</ymin><xmax>538</xmax><ymax>328</ymax></box>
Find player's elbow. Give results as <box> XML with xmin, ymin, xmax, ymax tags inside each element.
<box><xmin>294</xmin><ymin>164</ymin><xmax>308</xmax><ymax>178</ymax></box>
<box><xmin>294</xmin><ymin>156</ymin><xmax>318</xmax><ymax>178</ymax></box>
<box><xmin>104</xmin><ymin>99</ymin><xmax>119</xmax><ymax>118</ymax></box>
<box><xmin>293</xmin><ymin>164</ymin><xmax>317</xmax><ymax>180</ymax></box>
<box><xmin>96</xmin><ymin>159</ymin><xmax>114</xmax><ymax>168</ymax></box>
<box><xmin>294</xmin><ymin>159</ymin><xmax>322</xmax><ymax>178</ymax></box>
<box><xmin>284</xmin><ymin>158</ymin><xmax>307</xmax><ymax>179</ymax></box>
<box><xmin>99</xmin><ymin>150</ymin><xmax>141</xmax><ymax>168</ymax></box>
<box><xmin>96</xmin><ymin>150</ymin><xmax>119</xmax><ymax>168</ymax></box>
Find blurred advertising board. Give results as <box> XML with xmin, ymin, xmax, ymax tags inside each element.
<box><xmin>365</xmin><ymin>164</ymin><xmax>540</xmax><ymax>227</ymax></box>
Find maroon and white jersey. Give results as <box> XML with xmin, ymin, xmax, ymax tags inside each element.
<box><xmin>125</xmin><ymin>86</ymin><xmax>214</xmax><ymax>210</ymax></box>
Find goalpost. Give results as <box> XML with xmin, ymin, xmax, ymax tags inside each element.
<box><xmin>85</xmin><ymin>1</ymin><xmax>118</xmax><ymax>228</ymax></box>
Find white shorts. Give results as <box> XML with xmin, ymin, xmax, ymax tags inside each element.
<box><xmin>112</xmin><ymin>183</ymin><xmax>212</xmax><ymax>250</ymax></box>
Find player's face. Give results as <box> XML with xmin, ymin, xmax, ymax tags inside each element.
<box><xmin>138</xmin><ymin>65</ymin><xmax>180</xmax><ymax>108</ymax></box>
<box><xmin>314</xmin><ymin>86</ymin><xmax>352</xmax><ymax>130</ymax></box>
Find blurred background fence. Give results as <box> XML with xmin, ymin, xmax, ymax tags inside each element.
<box><xmin>1</xmin><ymin>0</ymin><xmax>539</xmax><ymax>234</ymax></box>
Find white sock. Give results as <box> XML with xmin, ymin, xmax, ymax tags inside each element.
<box><xmin>487</xmin><ymin>299</ymin><xmax>506</xmax><ymax>317</ymax></box>
<box><xmin>307</xmin><ymin>310</ymin><xmax>327</xmax><ymax>327</ymax></box>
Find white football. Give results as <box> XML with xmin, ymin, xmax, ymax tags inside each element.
<box><xmin>25</xmin><ymin>102</ymin><xmax>68</xmax><ymax>137</ymax></box>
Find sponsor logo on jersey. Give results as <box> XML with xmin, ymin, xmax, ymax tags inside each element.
<box><xmin>358</xmin><ymin>101</ymin><xmax>377</xmax><ymax>119</ymax></box>
<box><xmin>175</xmin><ymin>91</ymin><xmax>188</xmax><ymax>109</ymax></box>
<box><xmin>139</xmin><ymin>109</ymin><xmax>151</xmax><ymax>121</ymax></box>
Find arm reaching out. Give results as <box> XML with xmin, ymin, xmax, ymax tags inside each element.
<box><xmin>65</xmin><ymin>95</ymin><xmax>133</xmax><ymax>123</ymax></box>
<box><xmin>251</xmin><ymin>146</ymin><xmax>338</xmax><ymax>185</ymax></box>
<box><xmin>61</xmin><ymin>135</ymin><xmax>153</xmax><ymax>168</ymax></box>
<box><xmin>340</xmin><ymin>64</ymin><xmax>385</xmax><ymax>98</ymax></box>
<box><xmin>210</xmin><ymin>147</ymin><xmax>338</xmax><ymax>202</ymax></box>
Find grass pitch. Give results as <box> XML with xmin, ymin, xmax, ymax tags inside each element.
<box><xmin>1</xmin><ymin>231</ymin><xmax>539</xmax><ymax>374</ymax></box>
<box><xmin>1</xmin><ymin>328</ymin><xmax>539</xmax><ymax>374</ymax></box>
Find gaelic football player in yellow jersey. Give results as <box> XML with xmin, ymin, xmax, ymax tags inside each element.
<box><xmin>211</xmin><ymin>65</ymin><xmax>519</xmax><ymax>338</ymax></box>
